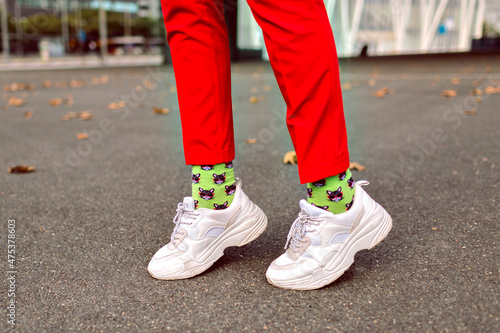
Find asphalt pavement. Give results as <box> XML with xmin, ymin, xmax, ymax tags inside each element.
<box><xmin>1</xmin><ymin>54</ymin><xmax>499</xmax><ymax>332</ymax></box>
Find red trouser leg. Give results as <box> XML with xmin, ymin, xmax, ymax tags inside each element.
<box><xmin>246</xmin><ymin>0</ymin><xmax>350</xmax><ymax>184</ymax></box>
<box><xmin>160</xmin><ymin>0</ymin><xmax>235</xmax><ymax>164</ymax></box>
<box><xmin>161</xmin><ymin>0</ymin><xmax>350</xmax><ymax>184</ymax></box>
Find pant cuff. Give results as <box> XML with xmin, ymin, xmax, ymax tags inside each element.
<box><xmin>184</xmin><ymin>146</ymin><xmax>235</xmax><ymax>166</ymax></box>
<box><xmin>298</xmin><ymin>153</ymin><xmax>351</xmax><ymax>184</ymax></box>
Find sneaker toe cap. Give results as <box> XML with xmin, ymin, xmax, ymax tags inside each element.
<box><xmin>148</xmin><ymin>244</ymin><xmax>188</xmax><ymax>279</ymax></box>
<box><xmin>266</xmin><ymin>253</ymin><xmax>320</xmax><ymax>284</ymax></box>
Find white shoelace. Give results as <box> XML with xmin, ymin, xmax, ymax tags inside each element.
<box><xmin>285</xmin><ymin>210</ymin><xmax>323</xmax><ymax>252</ymax></box>
<box><xmin>170</xmin><ymin>203</ymin><xmax>199</xmax><ymax>243</ymax></box>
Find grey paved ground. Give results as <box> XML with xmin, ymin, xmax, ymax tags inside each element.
<box><xmin>1</xmin><ymin>54</ymin><xmax>499</xmax><ymax>332</ymax></box>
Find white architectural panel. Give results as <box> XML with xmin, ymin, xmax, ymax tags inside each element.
<box><xmin>237</xmin><ymin>0</ymin><xmax>491</xmax><ymax>57</ymax></box>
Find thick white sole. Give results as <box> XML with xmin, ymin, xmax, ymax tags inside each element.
<box><xmin>266</xmin><ymin>204</ymin><xmax>392</xmax><ymax>290</ymax></box>
<box><xmin>149</xmin><ymin>204</ymin><xmax>268</xmax><ymax>280</ymax></box>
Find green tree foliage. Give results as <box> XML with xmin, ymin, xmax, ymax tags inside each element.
<box><xmin>483</xmin><ymin>21</ymin><xmax>500</xmax><ymax>38</ymax></box>
<box><xmin>131</xmin><ymin>17</ymin><xmax>159</xmax><ymax>37</ymax></box>
<box><xmin>70</xmin><ymin>9</ymin><xmax>159</xmax><ymax>38</ymax></box>
<box><xmin>0</xmin><ymin>12</ymin><xmax>17</xmax><ymax>33</ymax></box>
<box><xmin>22</xmin><ymin>13</ymin><xmax>62</xmax><ymax>35</ymax></box>
<box><xmin>4</xmin><ymin>9</ymin><xmax>160</xmax><ymax>38</ymax></box>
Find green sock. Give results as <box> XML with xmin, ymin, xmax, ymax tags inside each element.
<box><xmin>307</xmin><ymin>168</ymin><xmax>355</xmax><ymax>214</ymax></box>
<box><xmin>192</xmin><ymin>161</ymin><xmax>236</xmax><ymax>210</ymax></box>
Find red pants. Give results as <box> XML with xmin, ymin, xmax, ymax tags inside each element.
<box><xmin>160</xmin><ymin>0</ymin><xmax>350</xmax><ymax>184</ymax></box>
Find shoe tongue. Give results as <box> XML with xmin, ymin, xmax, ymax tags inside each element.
<box><xmin>183</xmin><ymin>197</ymin><xmax>195</xmax><ymax>211</ymax></box>
<box><xmin>299</xmin><ymin>199</ymin><xmax>330</xmax><ymax>217</ymax></box>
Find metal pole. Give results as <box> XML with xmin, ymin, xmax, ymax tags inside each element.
<box><xmin>124</xmin><ymin>11</ymin><xmax>131</xmax><ymax>36</ymax></box>
<box><xmin>61</xmin><ymin>0</ymin><xmax>69</xmax><ymax>53</ymax></box>
<box><xmin>75</xmin><ymin>0</ymin><xmax>83</xmax><ymax>54</ymax></box>
<box><xmin>474</xmin><ymin>0</ymin><xmax>485</xmax><ymax>39</ymax></box>
<box><xmin>1</xmin><ymin>0</ymin><xmax>9</xmax><ymax>59</ymax></box>
<box><xmin>99</xmin><ymin>0</ymin><xmax>108</xmax><ymax>60</ymax></box>
<box><xmin>13</xmin><ymin>1</ymin><xmax>23</xmax><ymax>55</ymax></box>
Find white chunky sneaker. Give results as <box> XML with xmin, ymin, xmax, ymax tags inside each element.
<box><xmin>148</xmin><ymin>178</ymin><xmax>268</xmax><ymax>280</ymax></box>
<box><xmin>266</xmin><ymin>180</ymin><xmax>392</xmax><ymax>290</ymax></box>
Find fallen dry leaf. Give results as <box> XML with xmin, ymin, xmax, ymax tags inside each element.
<box><xmin>246</xmin><ymin>138</ymin><xmax>257</xmax><ymax>144</ymax></box>
<box><xmin>349</xmin><ymin>162</ymin><xmax>366</xmax><ymax>171</ymax></box>
<box><xmin>471</xmin><ymin>88</ymin><xmax>483</xmax><ymax>96</ymax></box>
<box><xmin>76</xmin><ymin>133</ymin><xmax>88</xmax><ymax>140</ymax></box>
<box><xmin>341</xmin><ymin>83</ymin><xmax>352</xmax><ymax>91</ymax></box>
<box><xmin>61</xmin><ymin>112</ymin><xmax>78</xmax><ymax>121</ymax></box>
<box><xmin>42</xmin><ymin>80</ymin><xmax>52</xmax><ymax>88</ymax></box>
<box><xmin>367</xmin><ymin>79</ymin><xmax>376</xmax><ymax>87</ymax></box>
<box><xmin>475</xmin><ymin>97</ymin><xmax>482</xmax><ymax>103</ymax></box>
<box><xmin>24</xmin><ymin>111</ymin><xmax>33</xmax><ymax>119</ymax></box>
<box><xmin>450</xmin><ymin>78</ymin><xmax>461</xmax><ymax>85</ymax></box>
<box><xmin>283</xmin><ymin>151</ymin><xmax>297</xmax><ymax>165</ymax></box>
<box><xmin>91</xmin><ymin>77</ymin><xmax>101</xmax><ymax>85</ymax></box>
<box><xmin>53</xmin><ymin>81</ymin><xmax>68</xmax><ymax>88</ymax></box>
<box><xmin>8</xmin><ymin>96</ymin><xmax>25</xmax><ymax>106</ymax></box>
<box><xmin>108</xmin><ymin>101</ymin><xmax>125</xmax><ymax>110</ymax></box>
<box><xmin>3</xmin><ymin>82</ymin><xmax>34</xmax><ymax>91</ymax></box>
<box><xmin>69</xmin><ymin>80</ymin><xmax>84</xmax><ymax>88</ymax></box>
<box><xmin>441</xmin><ymin>90</ymin><xmax>457</xmax><ymax>98</ymax></box>
<box><xmin>153</xmin><ymin>107</ymin><xmax>170</xmax><ymax>115</ymax></box>
<box><xmin>485</xmin><ymin>86</ymin><xmax>496</xmax><ymax>94</ymax></box>
<box><xmin>78</xmin><ymin>111</ymin><xmax>93</xmax><ymax>120</ymax></box>
<box><xmin>100</xmin><ymin>75</ymin><xmax>109</xmax><ymax>84</ymax></box>
<box><xmin>249</xmin><ymin>96</ymin><xmax>259</xmax><ymax>103</ymax></box>
<box><xmin>8</xmin><ymin>165</ymin><xmax>36</xmax><ymax>173</ymax></box>
<box><xmin>373</xmin><ymin>87</ymin><xmax>393</xmax><ymax>98</ymax></box>
<box><xmin>144</xmin><ymin>80</ymin><xmax>156</xmax><ymax>90</ymax></box>
<box><xmin>465</xmin><ymin>109</ymin><xmax>478</xmax><ymax>116</ymax></box>
<box><xmin>49</xmin><ymin>98</ymin><xmax>63</xmax><ymax>106</ymax></box>
<box><xmin>462</xmin><ymin>65</ymin><xmax>475</xmax><ymax>74</ymax></box>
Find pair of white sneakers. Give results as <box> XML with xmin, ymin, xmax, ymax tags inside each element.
<box><xmin>148</xmin><ymin>178</ymin><xmax>392</xmax><ymax>290</ymax></box>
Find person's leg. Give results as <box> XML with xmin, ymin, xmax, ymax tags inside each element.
<box><xmin>246</xmin><ymin>0</ymin><xmax>354</xmax><ymax>214</ymax></box>
<box><xmin>245</xmin><ymin>0</ymin><xmax>392</xmax><ymax>289</ymax></box>
<box><xmin>246</xmin><ymin>0</ymin><xmax>350</xmax><ymax>184</ymax></box>
<box><xmin>149</xmin><ymin>0</ymin><xmax>267</xmax><ymax>280</ymax></box>
<box><xmin>161</xmin><ymin>0</ymin><xmax>238</xmax><ymax>209</ymax></box>
<box><xmin>161</xmin><ymin>0</ymin><xmax>234</xmax><ymax>164</ymax></box>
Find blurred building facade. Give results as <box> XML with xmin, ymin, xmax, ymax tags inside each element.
<box><xmin>238</xmin><ymin>0</ymin><xmax>499</xmax><ymax>57</ymax></box>
<box><xmin>2</xmin><ymin>0</ymin><xmax>499</xmax><ymax>59</ymax></box>
<box><xmin>5</xmin><ymin>0</ymin><xmax>159</xmax><ymax>18</ymax></box>
<box><xmin>1</xmin><ymin>0</ymin><xmax>162</xmax><ymax>56</ymax></box>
